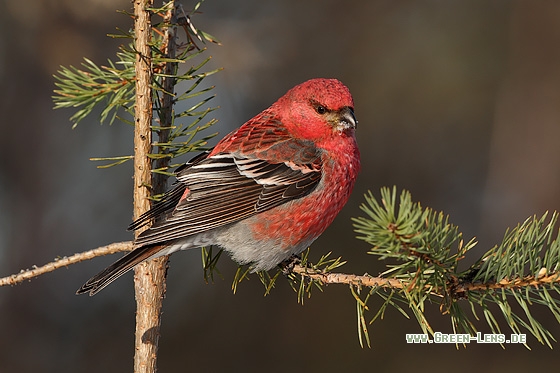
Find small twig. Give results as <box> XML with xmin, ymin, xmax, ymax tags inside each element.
<box><xmin>0</xmin><ymin>241</ymin><xmax>133</xmax><ymax>287</ymax></box>
<box><xmin>453</xmin><ymin>273</ymin><xmax>560</xmax><ymax>297</ymax></box>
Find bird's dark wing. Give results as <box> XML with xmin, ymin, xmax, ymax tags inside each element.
<box><xmin>132</xmin><ymin>143</ymin><xmax>322</xmax><ymax>247</ymax></box>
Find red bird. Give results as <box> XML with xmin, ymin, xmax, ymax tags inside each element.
<box><xmin>77</xmin><ymin>78</ymin><xmax>360</xmax><ymax>295</ymax></box>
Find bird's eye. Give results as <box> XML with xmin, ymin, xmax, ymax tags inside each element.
<box><xmin>315</xmin><ymin>105</ymin><xmax>326</xmax><ymax>115</ymax></box>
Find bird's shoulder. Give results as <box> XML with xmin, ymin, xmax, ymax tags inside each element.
<box><xmin>213</xmin><ymin>113</ymin><xmax>322</xmax><ymax>167</ymax></box>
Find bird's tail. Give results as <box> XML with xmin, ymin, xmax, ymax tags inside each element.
<box><xmin>76</xmin><ymin>244</ymin><xmax>165</xmax><ymax>296</ymax></box>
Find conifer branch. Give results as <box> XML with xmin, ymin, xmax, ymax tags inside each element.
<box><xmin>288</xmin><ymin>256</ymin><xmax>560</xmax><ymax>294</ymax></box>
<box><xmin>346</xmin><ymin>187</ymin><xmax>560</xmax><ymax>347</ymax></box>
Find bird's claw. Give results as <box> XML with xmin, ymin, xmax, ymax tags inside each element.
<box><xmin>280</xmin><ymin>255</ymin><xmax>301</xmax><ymax>275</ymax></box>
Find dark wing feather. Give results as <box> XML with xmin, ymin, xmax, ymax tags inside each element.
<box><xmin>76</xmin><ymin>244</ymin><xmax>165</xmax><ymax>295</ymax></box>
<box><xmin>127</xmin><ymin>150</ymin><xmax>211</xmax><ymax>231</ymax></box>
<box><xmin>132</xmin><ymin>146</ymin><xmax>322</xmax><ymax>248</ymax></box>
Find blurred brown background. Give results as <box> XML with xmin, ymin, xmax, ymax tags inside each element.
<box><xmin>1</xmin><ymin>0</ymin><xmax>559</xmax><ymax>372</ymax></box>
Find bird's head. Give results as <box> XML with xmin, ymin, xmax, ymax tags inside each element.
<box><xmin>275</xmin><ymin>78</ymin><xmax>358</xmax><ymax>141</ymax></box>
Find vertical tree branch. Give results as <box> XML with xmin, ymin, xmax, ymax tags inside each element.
<box><xmin>132</xmin><ymin>1</ymin><xmax>167</xmax><ymax>373</ymax></box>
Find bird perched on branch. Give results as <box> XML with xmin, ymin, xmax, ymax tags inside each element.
<box><xmin>77</xmin><ymin>78</ymin><xmax>360</xmax><ymax>296</ymax></box>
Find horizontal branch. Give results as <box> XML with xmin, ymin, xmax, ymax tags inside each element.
<box><xmin>0</xmin><ymin>241</ymin><xmax>133</xmax><ymax>287</ymax></box>
<box><xmin>2</xmin><ymin>239</ymin><xmax>560</xmax><ymax>300</ymax></box>
<box><xmin>291</xmin><ymin>264</ymin><xmax>404</xmax><ymax>289</ymax></box>
<box><xmin>291</xmin><ymin>262</ymin><xmax>560</xmax><ymax>299</ymax></box>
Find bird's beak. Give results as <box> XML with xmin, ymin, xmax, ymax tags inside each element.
<box><xmin>335</xmin><ymin>106</ymin><xmax>358</xmax><ymax>131</ymax></box>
